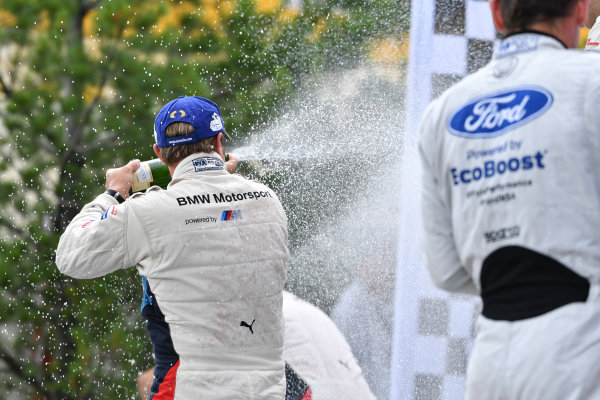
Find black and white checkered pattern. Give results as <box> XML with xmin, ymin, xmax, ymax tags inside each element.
<box><xmin>392</xmin><ymin>1</ymin><xmax>495</xmax><ymax>399</ymax></box>
<box><xmin>431</xmin><ymin>0</ymin><xmax>496</xmax><ymax>97</ymax></box>
<box><xmin>415</xmin><ymin>1</ymin><xmax>493</xmax><ymax>398</ymax></box>
<box><xmin>413</xmin><ymin>2</ymin><xmax>494</xmax><ymax>398</ymax></box>
<box><xmin>410</xmin><ymin>294</ymin><xmax>482</xmax><ymax>400</ymax></box>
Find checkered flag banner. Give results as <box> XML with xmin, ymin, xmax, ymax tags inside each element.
<box><xmin>390</xmin><ymin>1</ymin><xmax>495</xmax><ymax>399</ymax></box>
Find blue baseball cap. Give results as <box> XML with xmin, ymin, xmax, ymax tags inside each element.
<box><xmin>154</xmin><ymin>96</ymin><xmax>231</xmax><ymax>147</ymax></box>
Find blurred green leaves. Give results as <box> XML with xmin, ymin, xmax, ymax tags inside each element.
<box><xmin>0</xmin><ymin>0</ymin><xmax>407</xmax><ymax>397</ymax></box>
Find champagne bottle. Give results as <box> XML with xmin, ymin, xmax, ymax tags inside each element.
<box><xmin>131</xmin><ymin>159</ymin><xmax>171</xmax><ymax>193</ymax></box>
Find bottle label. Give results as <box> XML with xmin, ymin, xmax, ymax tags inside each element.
<box><xmin>132</xmin><ymin>163</ymin><xmax>153</xmax><ymax>192</ymax></box>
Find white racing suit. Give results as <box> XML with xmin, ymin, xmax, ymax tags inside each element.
<box><xmin>56</xmin><ymin>152</ymin><xmax>289</xmax><ymax>399</ymax></box>
<box><xmin>420</xmin><ymin>33</ymin><xmax>600</xmax><ymax>400</ymax></box>
<box><xmin>282</xmin><ymin>291</ymin><xmax>376</xmax><ymax>400</ymax></box>
<box><xmin>587</xmin><ymin>16</ymin><xmax>600</xmax><ymax>51</ymax></box>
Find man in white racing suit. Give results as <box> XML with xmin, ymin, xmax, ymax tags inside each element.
<box><xmin>56</xmin><ymin>96</ymin><xmax>289</xmax><ymax>399</ymax></box>
<box><xmin>420</xmin><ymin>0</ymin><xmax>600</xmax><ymax>399</ymax></box>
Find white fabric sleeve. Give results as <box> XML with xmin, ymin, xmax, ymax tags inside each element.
<box><xmin>55</xmin><ymin>193</ymin><xmax>149</xmax><ymax>279</ymax></box>
<box><xmin>419</xmin><ymin>106</ymin><xmax>478</xmax><ymax>295</ymax></box>
<box><xmin>585</xmin><ymin>18</ymin><xmax>600</xmax><ymax>51</ymax></box>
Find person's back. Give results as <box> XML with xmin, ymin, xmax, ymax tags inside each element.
<box><xmin>422</xmin><ymin>34</ymin><xmax>600</xmax><ymax>296</ymax></box>
<box><xmin>57</xmin><ymin>96</ymin><xmax>289</xmax><ymax>399</ymax></box>
<box><xmin>133</xmin><ymin>154</ymin><xmax>288</xmax><ymax>398</ymax></box>
<box><xmin>419</xmin><ymin>1</ymin><xmax>600</xmax><ymax>398</ymax></box>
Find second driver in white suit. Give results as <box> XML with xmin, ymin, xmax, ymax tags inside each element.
<box><xmin>419</xmin><ymin>0</ymin><xmax>600</xmax><ymax>399</ymax></box>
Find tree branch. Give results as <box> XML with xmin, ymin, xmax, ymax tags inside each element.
<box><xmin>38</xmin><ymin>135</ymin><xmax>57</xmax><ymax>154</ymax></box>
<box><xmin>61</xmin><ymin>29</ymin><xmax>122</xmax><ymax>166</ymax></box>
<box><xmin>0</xmin><ymin>73</ymin><xmax>12</xmax><ymax>98</ymax></box>
<box><xmin>54</xmin><ymin>0</ymin><xmax>123</xmax><ymax>232</ymax></box>
<box><xmin>0</xmin><ymin>341</ymin><xmax>55</xmax><ymax>399</ymax></box>
<box><xmin>0</xmin><ymin>216</ymin><xmax>36</xmax><ymax>245</ymax></box>
<box><xmin>81</xmin><ymin>0</ymin><xmax>99</xmax><ymax>14</ymax></box>
<box><xmin>75</xmin><ymin>130</ymin><xmax>116</xmax><ymax>153</ymax></box>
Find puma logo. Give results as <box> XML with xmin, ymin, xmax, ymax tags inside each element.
<box><xmin>240</xmin><ymin>319</ymin><xmax>255</xmax><ymax>334</ymax></box>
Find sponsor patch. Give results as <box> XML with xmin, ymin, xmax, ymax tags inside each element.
<box><xmin>450</xmin><ymin>150</ymin><xmax>546</xmax><ymax>186</ymax></box>
<box><xmin>484</xmin><ymin>226</ymin><xmax>520</xmax><ymax>243</ymax></box>
<box><xmin>176</xmin><ymin>190</ymin><xmax>272</xmax><ymax>206</ymax></box>
<box><xmin>82</xmin><ymin>220</ymin><xmax>95</xmax><ymax>228</ymax></box>
<box><xmin>221</xmin><ymin>209</ymin><xmax>242</xmax><ymax>221</ymax></box>
<box><xmin>170</xmin><ymin>110</ymin><xmax>186</xmax><ymax>118</ymax></box>
<box><xmin>168</xmin><ymin>136</ymin><xmax>194</xmax><ymax>145</ymax></box>
<box><xmin>193</xmin><ymin>157</ymin><xmax>224</xmax><ymax>172</ymax></box>
<box><xmin>448</xmin><ymin>86</ymin><xmax>553</xmax><ymax>139</ymax></box>
<box><xmin>100</xmin><ymin>206</ymin><xmax>118</xmax><ymax>220</ymax></box>
<box><xmin>210</xmin><ymin>113</ymin><xmax>223</xmax><ymax>132</ymax></box>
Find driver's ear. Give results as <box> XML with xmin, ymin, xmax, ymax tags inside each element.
<box><xmin>153</xmin><ymin>144</ymin><xmax>164</xmax><ymax>163</ymax></box>
<box><xmin>489</xmin><ymin>0</ymin><xmax>505</xmax><ymax>33</ymax></box>
<box><xmin>214</xmin><ymin>133</ymin><xmax>225</xmax><ymax>160</ymax></box>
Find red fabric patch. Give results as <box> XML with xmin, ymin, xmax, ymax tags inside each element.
<box><xmin>301</xmin><ymin>388</ymin><xmax>312</xmax><ymax>400</ymax></box>
<box><xmin>152</xmin><ymin>359</ymin><xmax>180</xmax><ymax>400</ymax></box>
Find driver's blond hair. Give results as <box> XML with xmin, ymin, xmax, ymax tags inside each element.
<box><xmin>159</xmin><ymin>122</ymin><xmax>215</xmax><ymax>165</ymax></box>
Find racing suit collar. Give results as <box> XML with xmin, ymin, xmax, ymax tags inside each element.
<box><xmin>494</xmin><ymin>31</ymin><xmax>567</xmax><ymax>59</ymax></box>
<box><xmin>169</xmin><ymin>152</ymin><xmax>227</xmax><ymax>187</ymax></box>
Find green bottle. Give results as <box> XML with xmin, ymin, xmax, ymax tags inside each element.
<box><xmin>131</xmin><ymin>159</ymin><xmax>171</xmax><ymax>193</ymax></box>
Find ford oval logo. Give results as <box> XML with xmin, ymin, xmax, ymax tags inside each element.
<box><xmin>448</xmin><ymin>86</ymin><xmax>553</xmax><ymax>138</ymax></box>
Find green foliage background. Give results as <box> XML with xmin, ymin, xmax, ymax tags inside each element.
<box><xmin>0</xmin><ymin>0</ymin><xmax>408</xmax><ymax>397</ymax></box>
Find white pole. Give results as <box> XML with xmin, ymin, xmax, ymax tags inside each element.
<box><xmin>390</xmin><ymin>1</ymin><xmax>495</xmax><ymax>399</ymax></box>
<box><xmin>389</xmin><ymin>1</ymin><xmax>435</xmax><ymax>399</ymax></box>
